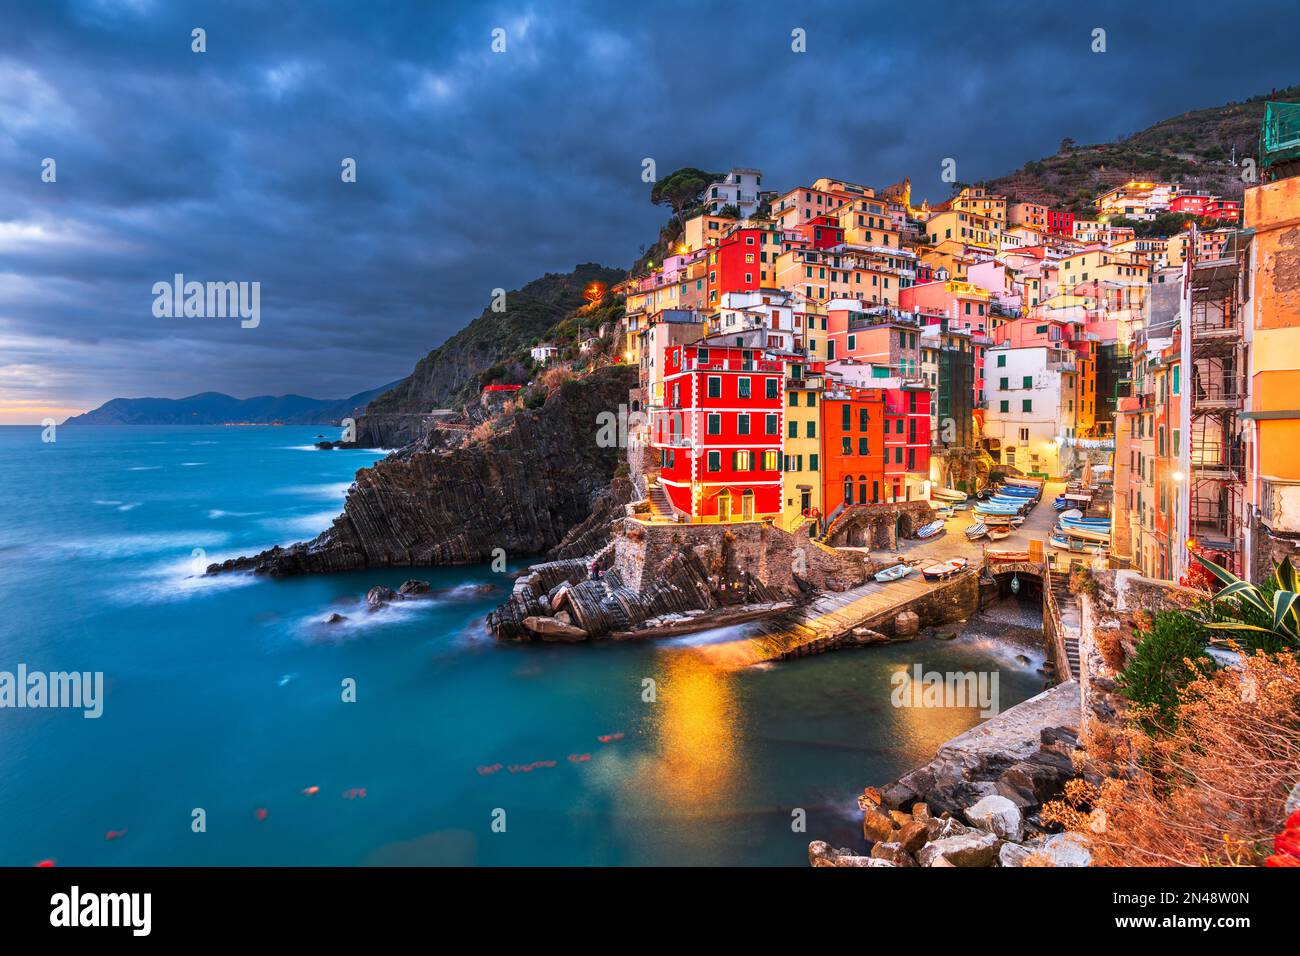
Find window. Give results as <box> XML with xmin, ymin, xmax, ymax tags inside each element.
<box><xmin>762</xmin><ymin>450</ymin><xmax>779</xmax><ymax>471</ymax></box>
<box><xmin>996</xmin><ymin>354</ymin><xmax>1006</xmax><ymax>368</ymax></box>
<box><xmin>809</xmin><ymin>454</ymin><xmax>818</xmax><ymax>471</ymax></box>
<box><xmin>1019</xmin><ymin>427</ymin><xmax>1030</xmax><ymax>441</ymax></box>
<box><xmin>706</xmin><ymin>413</ymin><xmax>721</xmax><ymax>435</ymax></box>
<box><xmin>1022</xmin><ymin>399</ymin><xmax>1032</xmax><ymax>413</ymax></box>
<box><xmin>841</xmin><ymin>404</ymin><xmax>850</xmax><ymax>430</ymax></box>
<box><xmin>858</xmin><ymin>437</ymin><xmax>869</xmax><ymax>455</ymax></box>
<box><xmin>847</xmin><ymin>334</ymin><xmax>856</xmax><ymax>351</ymax></box>
<box><xmin>707</xmin><ymin>376</ymin><xmax>721</xmax><ymax>398</ymax></box>
<box><xmin>737</xmin><ymin>413</ymin><xmax>750</xmax><ymax>435</ymax></box>
<box><xmin>1022</xmin><ymin>375</ymin><xmax>1033</xmax><ymax>389</ymax></box>
<box><xmin>999</xmin><ymin>377</ymin><xmax>1008</xmax><ymax>390</ymax></box>
<box><xmin>805</xmin><ymin>421</ymin><xmax>816</xmax><ymax>438</ymax></box>
<box><xmin>765</xmin><ymin>378</ymin><xmax>778</xmax><ymax>399</ymax></box>
<box><xmin>841</xmin><ymin>437</ymin><xmax>852</xmax><ymax>455</ymax></box>
<box><xmin>788</xmin><ymin>392</ymin><xmax>797</xmax><ymax>407</ymax></box>
<box><xmin>738</xmin><ymin>378</ymin><xmax>751</xmax><ymax>399</ymax></box>
<box><xmin>733</xmin><ymin>450</ymin><xmax>752</xmax><ymax>470</ymax></box>
<box><xmin>807</xmin><ymin>393</ymin><xmax>816</xmax><ymax>407</ymax></box>
<box><xmin>788</xmin><ymin>420</ymin><xmax>798</xmax><ymax>438</ymax></box>
<box><xmin>765</xmin><ymin>413</ymin><xmax>778</xmax><ymax>435</ymax></box>
<box><xmin>843</xmin><ymin>477</ymin><xmax>853</xmax><ymax>505</ymax></box>
<box><xmin>859</xmin><ymin>407</ymin><xmax>869</xmax><ymax>431</ymax></box>
<box><xmin>707</xmin><ymin>451</ymin><xmax>720</xmax><ymax>472</ymax></box>
<box><xmin>895</xmin><ymin>448</ymin><xmax>903</xmax><ymax>464</ymax></box>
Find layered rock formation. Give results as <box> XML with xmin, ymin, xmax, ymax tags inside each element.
<box><xmin>209</xmin><ymin>365</ymin><xmax>636</xmax><ymax>576</ymax></box>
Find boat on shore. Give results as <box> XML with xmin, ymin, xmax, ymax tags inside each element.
<box><xmin>915</xmin><ymin>519</ymin><xmax>945</xmax><ymax>539</ymax></box>
<box><xmin>965</xmin><ymin>522</ymin><xmax>988</xmax><ymax>540</ymax></box>
<box><xmin>874</xmin><ymin>563</ymin><xmax>913</xmax><ymax>583</ymax></box>
<box><xmin>987</xmin><ymin>527</ymin><xmax>1013</xmax><ymax>541</ymax></box>
<box><xmin>1004</xmin><ymin>476</ymin><xmax>1045</xmax><ymax>489</ymax></box>
<box><xmin>922</xmin><ymin>557</ymin><xmax>969</xmax><ymax>580</ymax></box>
<box><xmin>1050</xmin><ymin>531</ymin><xmax>1110</xmax><ymax>555</ymax></box>
<box><xmin>931</xmin><ymin>488</ymin><xmax>968</xmax><ymax>503</ymax></box>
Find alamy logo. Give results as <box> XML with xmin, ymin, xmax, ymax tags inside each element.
<box><xmin>50</xmin><ymin>886</ymin><xmax>151</xmax><ymax>936</ymax></box>
<box><xmin>0</xmin><ymin>665</ymin><xmax>103</xmax><ymax>718</ymax></box>
<box><xmin>890</xmin><ymin>664</ymin><xmax>1000</xmax><ymax>717</ymax></box>
<box><xmin>151</xmin><ymin>273</ymin><xmax>261</xmax><ymax>328</ymax></box>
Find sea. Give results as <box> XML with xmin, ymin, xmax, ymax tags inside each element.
<box><xmin>0</xmin><ymin>424</ymin><xmax>1045</xmax><ymax>865</ymax></box>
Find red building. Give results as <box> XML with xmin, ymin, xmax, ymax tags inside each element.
<box><xmin>1046</xmin><ymin>209</ymin><xmax>1075</xmax><ymax>236</ymax></box>
<box><xmin>882</xmin><ymin>384</ymin><xmax>932</xmax><ymax>501</ymax></box>
<box><xmin>793</xmin><ymin>214</ymin><xmax>844</xmax><ymax>250</ymax></box>
<box><xmin>651</xmin><ymin>343</ymin><xmax>785</xmax><ymax>521</ymax></box>
<box><xmin>821</xmin><ymin>384</ymin><xmax>886</xmax><ymax>513</ymax></box>
<box><xmin>705</xmin><ymin>227</ymin><xmax>764</xmax><ymax>308</ymax></box>
<box><xmin>1169</xmin><ymin>194</ymin><xmax>1241</xmax><ymax>223</ymax></box>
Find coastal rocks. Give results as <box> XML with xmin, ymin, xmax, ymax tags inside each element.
<box><xmin>862</xmin><ymin>807</ymin><xmax>896</xmax><ymax>843</ymax></box>
<box><xmin>325</xmin><ymin>612</ymin><xmax>348</xmax><ymax>624</ymax></box>
<box><xmin>870</xmin><ymin>842</ymin><xmax>918</xmax><ymax>867</ymax></box>
<box><xmin>1024</xmin><ymin>833</ymin><xmax>1092</xmax><ymax>867</ymax></box>
<box><xmin>208</xmin><ymin>365</ymin><xmax>636</xmax><ymax>577</ymax></box>
<box><xmin>366</xmin><ymin>586</ymin><xmax>398</xmax><ymax>608</ymax></box>
<box><xmin>398</xmin><ymin>579</ymin><xmax>431</xmax><ymax>595</ymax></box>
<box><xmin>916</xmin><ymin>830</ymin><xmax>1000</xmax><ymax>868</ymax></box>
<box><xmin>808</xmin><ymin>842</ymin><xmax>893</xmax><ymax>868</ymax></box>
<box><xmin>964</xmin><ymin>795</ymin><xmax>1024</xmax><ymax>842</ymax></box>
<box><xmin>998</xmin><ymin>842</ymin><xmax>1033</xmax><ymax>867</ymax></box>
<box><xmin>522</xmin><ymin>616</ymin><xmax>588</xmax><ymax>642</ymax></box>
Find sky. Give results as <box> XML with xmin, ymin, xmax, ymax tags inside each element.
<box><xmin>1</xmin><ymin>0</ymin><xmax>1297</xmax><ymax>423</ymax></box>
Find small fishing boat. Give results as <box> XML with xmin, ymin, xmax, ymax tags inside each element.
<box><xmin>951</xmin><ymin>501</ymin><xmax>970</xmax><ymax>511</ymax></box>
<box><xmin>996</xmin><ymin>485</ymin><xmax>1039</xmax><ymax>497</ymax></box>
<box><xmin>915</xmin><ymin>519</ymin><xmax>945</xmax><ymax>539</ymax></box>
<box><xmin>1004</xmin><ymin>476</ymin><xmax>1045</xmax><ymax>489</ymax></box>
<box><xmin>874</xmin><ymin>563</ymin><xmax>913</xmax><ymax>583</ymax></box>
<box><xmin>922</xmin><ymin>557</ymin><xmax>969</xmax><ymax>580</ymax></box>
<box><xmin>1050</xmin><ymin>531</ymin><xmax>1110</xmax><ymax>555</ymax></box>
<box><xmin>981</xmin><ymin>515</ymin><xmax>1024</xmax><ymax>527</ymax></box>
<box><xmin>987</xmin><ymin>526</ymin><xmax>1013</xmax><ymax>541</ymax></box>
<box><xmin>985</xmin><ymin>548</ymin><xmax>1031</xmax><ymax>561</ymax></box>
<box><xmin>1053</xmin><ymin>497</ymin><xmax>1070</xmax><ymax>511</ymax></box>
<box><xmin>965</xmin><ymin>522</ymin><xmax>988</xmax><ymax>540</ymax></box>
<box><xmin>934</xmin><ymin>505</ymin><xmax>955</xmax><ymax>519</ymax></box>
<box><xmin>931</xmin><ymin>488</ymin><xmax>968</xmax><ymax>503</ymax></box>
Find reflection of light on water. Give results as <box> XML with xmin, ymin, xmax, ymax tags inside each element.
<box><xmin>622</xmin><ymin>648</ymin><xmax>743</xmax><ymax>823</ymax></box>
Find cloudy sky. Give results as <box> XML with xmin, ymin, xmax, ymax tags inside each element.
<box><xmin>1</xmin><ymin>0</ymin><xmax>1295</xmax><ymax>423</ymax></box>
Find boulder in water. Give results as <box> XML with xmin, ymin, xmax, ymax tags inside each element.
<box><xmin>398</xmin><ymin>579</ymin><xmax>431</xmax><ymax>595</ymax></box>
<box><xmin>366</xmin><ymin>586</ymin><xmax>398</xmax><ymax>608</ymax></box>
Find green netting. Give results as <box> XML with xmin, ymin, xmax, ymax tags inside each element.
<box><xmin>1261</xmin><ymin>101</ymin><xmax>1300</xmax><ymax>169</ymax></box>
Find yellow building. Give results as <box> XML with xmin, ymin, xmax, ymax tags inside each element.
<box><xmin>782</xmin><ymin>366</ymin><xmax>825</xmax><ymax>529</ymax></box>
<box><xmin>1243</xmin><ymin>174</ymin><xmax>1300</xmax><ymax>578</ymax></box>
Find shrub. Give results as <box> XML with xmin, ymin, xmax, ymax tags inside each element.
<box><xmin>523</xmin><ymin>388</ymin><xmax>546</xmax><ymax>410</ymax></box>
<box><xmin>1043</xmin><ymin>650</ymin><xmax>1300</xmax><ymax>866</ymax></box>
<box><xmin>1116</xmin><ymin>610</ymin><xmax>1214</xmax><ymax>733</ymax></box>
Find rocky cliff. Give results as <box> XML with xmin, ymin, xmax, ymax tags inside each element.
<box><xmin>209</xmin><ymin>365</ymin><xmax>636</xmax><ymax>576</ymax></box>
<box><xmin>360</xmin><ymin>263</ymin><xmax>625</xmax><ymax>418</ymax></box>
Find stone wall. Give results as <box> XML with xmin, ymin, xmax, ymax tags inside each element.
<box><xmin>613</xmin><ymin>517</ymin><xmax>872</xmax><ymax>597</ymax></box>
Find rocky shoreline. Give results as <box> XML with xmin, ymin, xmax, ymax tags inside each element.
<box><xmin>810</xmin><ymin>680</ymin><xmax>1090</xmax><ymax>867</ymax></box>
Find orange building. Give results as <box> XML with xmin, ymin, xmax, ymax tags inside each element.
<box><xmin>821</xmin><ymin>383</ymin><xmax>886</xmax><ymax>513</ymax></box>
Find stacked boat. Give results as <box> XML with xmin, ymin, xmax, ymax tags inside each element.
<box><xmin>1051</xmin><ymin>508</ymin><xmax>1112</xmax><ymax>554</ymax></box>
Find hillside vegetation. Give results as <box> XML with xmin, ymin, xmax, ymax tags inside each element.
<box><xmin>984</xmin><ymin>84</ymin><xmax>1300</xmax><ymax>212</ymax></box>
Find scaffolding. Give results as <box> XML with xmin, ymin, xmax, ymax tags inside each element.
<box><xmin>1261</xmin><ymin>100</ymin><xmax>1300</xmax><ymax>182</ymax></box>
<box><xmin>1186</xmin><ymin>239</ymin><xmax>1247</xmax><ymax>570</ymax></box>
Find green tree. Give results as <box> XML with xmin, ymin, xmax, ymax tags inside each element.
<box><xmin>650</xmin><ymin>167</ymin><xmax>722</xmax><ymax>232</ymax></box>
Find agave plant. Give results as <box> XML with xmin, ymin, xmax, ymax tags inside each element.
<box><xmin>1193</xmin><ymin>553</ymin><xmax>1300</xmax><ymax>653</ymax></box>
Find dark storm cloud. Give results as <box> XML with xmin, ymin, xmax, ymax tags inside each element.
<box><xmin>0</xmin><ymin>0</ymin><xmax>1296</xmax><ymax>417</ymax></box>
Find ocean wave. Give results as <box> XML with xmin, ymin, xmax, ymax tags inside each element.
<box><xmin>273</xmin><ymin>482</ymin><xmax>353</xmax><ymax>500</ymax></box>
<box><xmin>54</xmin><ymin>531</ymin><xmax>232</xmax><ymax>560</ymax></box>
<box><xmin>105</xmin><ymin>551</ymin><xmax>259</xmax><ymax>604</ymax></box>
<box><xmin>296</xmin><ymin>596</ymin><xmax>435</xmax><ymax>642</ymax></box>
<box><xmin>127</xmin><ymin>465</ymin><xmax>162</xmax><ymax>471</ymax></box>
<box><xmin>260</xmin><ymin>510</ymin><xmax>341</xmax><ymax>536</ymax></box>
<box><xmin>180</xmin><ymin>461</ymin><xmax>207</xmax><ymax>467</ymax></box>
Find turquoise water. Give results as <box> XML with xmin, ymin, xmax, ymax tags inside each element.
<box><xmin>0</xmin><ymin>425</ymin><xmax>1045</xmax><ymax>866</ymax></box>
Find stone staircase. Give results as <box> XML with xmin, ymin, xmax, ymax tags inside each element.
<box><xmin>1049</xmin><ymin>570</ymin><xmax>1081</xmax><ymax>679</ymax></box>
<box><xmin>647</xmin><ymin>480</ymin><xmax>675</xmax><ymax>519</ymax></box>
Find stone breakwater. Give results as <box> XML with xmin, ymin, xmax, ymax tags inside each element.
<box><xmin>810</xmin><ymin>680</ymin><xmax>1091</xmax><ymax>867</ymax></box>
<box><xmin>208</xmin><ymin>366</ymin><xmax>636</xmax><ymax>576</ymax></box>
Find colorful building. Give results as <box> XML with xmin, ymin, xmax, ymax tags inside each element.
<box><xmin>651</xmin><ymin>343</ymin><xmax>786</xmax><ymax>522</ymax></box>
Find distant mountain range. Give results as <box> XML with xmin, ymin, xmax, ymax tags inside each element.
<box><xmin>62</xmin><ymin>382</ymin><xmax>399</xmax><ymax>426</ymax></box>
